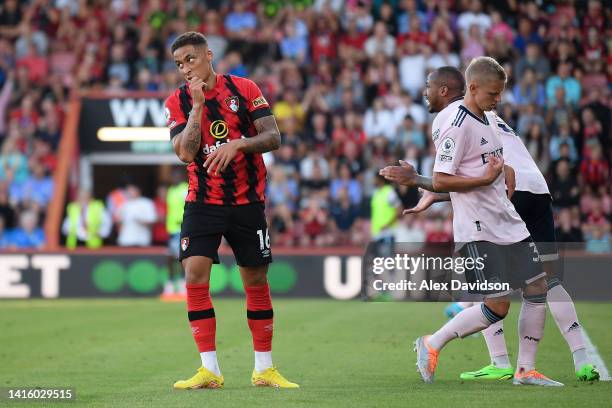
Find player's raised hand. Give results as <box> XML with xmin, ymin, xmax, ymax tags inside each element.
<box><xmin>379</xmin><ymin>160</ymin><xmax>418</xmax><ymax>186</ymax></box>
<box><xmin>484</xmin><ymin>155</ymin><xmax>504</xmax><ymax>184</ymax></box>
<box><xmin>403</xmin><ymin>189</ymin><xmax>436</xmax><ymax>215</ymax></box>
<box><xmin>203</xmin><ymin>139</ymin><xmax>243</xmax><ymax>175</ymax></box>
<box><xmin>188</xmin><ymin>76</ymin><xmax>207</xmax><ymax>106</ymax></box>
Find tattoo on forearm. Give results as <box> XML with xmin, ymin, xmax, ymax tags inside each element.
<box><xmin>241</xmin><ymin>131</ymin><xmax>278</xmax><ymax>153</ymax></box>
<box><xmin>416</xmin><ymin>175</ymin><xmax>436</xmax><ymax>192</ymax></box>
<box><xmin>184</xmin><ymin>122</ymin><xmax>201</xmax><ymax>156</ymax></box>
<box><xmin>241</xmin><ymin>116</ymin><xmax>280</xmax><ymax>154</ymax></box>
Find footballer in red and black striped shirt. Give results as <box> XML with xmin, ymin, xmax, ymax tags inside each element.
<box><xmin>167</xmin><ymin>32</ymin><xmax>298</xmax><ymax>390</ymax></box>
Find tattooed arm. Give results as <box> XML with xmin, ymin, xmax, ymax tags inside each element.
<box><xmin>238</xmin><ymin>115</ymin><xmax>281</xmax><ymax>154</ymax></box>
<box><xmin>172</xmin><ymin>104</ymin><xmax>203</xmax><ymax>163</ymax></box>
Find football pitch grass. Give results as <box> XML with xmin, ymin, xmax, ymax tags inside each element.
<box><xmin>1</xmin><ymin>299</ymin><xmax>610</xmax><ymax>407</ymax></box>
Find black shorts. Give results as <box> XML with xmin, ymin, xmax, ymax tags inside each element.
<box><xmin>179</xmin><ymin>202</ymin><xmax>273</xmax><ymax>267</ymax></box>
<box><xmin>459</xmin><ymin>238</ymin><xmax>546</xmax><ymax>296</ymax></box>
<box><xmin>511</xmin><ymin>191</ymin><xmax>559</xmax><ymax>262</ymax></box>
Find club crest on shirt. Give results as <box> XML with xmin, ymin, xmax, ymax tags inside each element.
<box><xmin>440</xmin><ymin>137</ymin><xmax>455</xmax><ymax>154</ymax></box>
<box><xmin>225</xmin><ymin>96</ymin><xmax>239</xmax><ymax>112</ymax></box>
<box><xmin>181</xmin><ymin>237</ymin><xmax>189</xmax><ymax>252</ymax></box>
<box><xmin>165</xmin><ymin>107</ymin><xmax>176</xmax><ymax>129</ymax></box>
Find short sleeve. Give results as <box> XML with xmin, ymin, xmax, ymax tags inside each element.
<box><xmin>243</xmin><ymin>79</ymin><xmax>272</xmax><ymax>121</ymax></box>
<box><xmin>165</xmin><ymin>92</ymin><xmax>187</xmax><ymax>139</ymax></box>
<box><xmin>433</xmin><ymin>126</ymin><xmax>467</xmax><ymax>176</ymax></box>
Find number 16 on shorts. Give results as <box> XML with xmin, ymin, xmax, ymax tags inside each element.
<box><xmin>257</xmin><ymin>228</ymin><xmax>271</xmax><ymax>257</ymax></box>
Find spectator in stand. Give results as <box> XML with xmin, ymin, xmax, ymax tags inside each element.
<box><xmin>330</xmin><ymin>163</ymin><xmax>362</xmax><ymax>206</ymax></box>
<box><xmin>268</xmin><ymin>170</ymin><xmax>298</xmax><ymax>246</ymax></box>
<box><xmin>273</xmin><ymin>89</ymin><xmax>306</xmax><ymax>133</ymax></box>
<box><xmin>397</xmin><ymin>0</ymin><xmax>426</xmax><ymax>36</ymax></box>
<box><xmin>307</xmin><ymin>112</ymin><xmax>330</xmax><ymax>149</ymax></box>
<box><xmin>550</xmin><ymin>159</ymin><xmax>580</xmax><ymax>209</ymax></box>
<box><xmin>268</xmin><ymin>165</ymin><xmax>299</xmax><ymax>212</ymax></box>
<box><xmin>513</xmin><ymin>18</ymin><xmax>542</xmax><ymax>55</ymax></box>
<box><xmin>583</xmin><ymin>196</ymin><xmax>611</xmax><ymax>253</ymax></box>
<box><xmin>487</xmin><ymin>10</ymin><xmax>513</xmax><ymax>44</ymax></box>
<box><xmin>513</xmin><ymin>68</ymin><xmax>546</xmax><ymax>109</ymax></box>
<box><xmin>457</xmin><ymin>0</ymin><xmax>491</xmax><ymax>36</ymax></box>
<box><xmin>9</xmin><ymin>209</ymin><xmax>45</xmax><ymax>248</ymax></box>
<box><xmin>546</xmin><ymin>62</ymin><xmax>581</xmax><ymax>106</ymax></box>
<box><xmin>395</xmin><ymin>114</ymin><xmax>425</xmax><ymax>151</ymax></box>
<box><xmin>515</xmin><ymin>42</ymin><xmax>550</xmax><ymax>81</ymax></box>
<box><xmin>398</xmin><ymin>39</ymin><xmax>426</xmax><ymax>99</ymax></box>
<box><xmin>21</xmin><ymin>162</ymin><xmax>53</xmax><ymax>207</ymax></box>
<box><xmin>460</xmin><ymin>24</ymin><xmax>485</xmax><ymax>66</ymax></box>
<box><xmin>580</xmin><ymin>107</ymin><xmax>604</xmax><ymax>153</ymax></box>
<box><xmin>364</xmin><ymin>97</ymin><xmax>394</xmax><ymax>141</ymax></box>
<box><xmin>549</xmin><ymin>121</ymin><xmax>578</xmax><ymax>162</ymax></box>
<box><xmin>555</xmin><ymin>208</ymin><xmax>583</xmax><ymax>242</ymax></box>
<box><xmin>0</xmin><ymin>137</ymin><xmax>28</xmax><ymax>184</ymax></box>
<box><xmin>364</xmin><ymin>21</ymin><xmax>396</xmax><ymax>58</ymax></box>
<box><xmin>299</xmin><ymin>197</ymin><xmax>331</xmax><ymax>246</ymax></box>
<box><xmin>280</xmin><ymin>20</ymin><xmax>309</xmax><ymax>64</ymax></box>
<box><xmin>524</xmin><ymin>122</ymin><xmax>550</xmax><ymax>174</ymax></box>
<box><xmin>300</xmin><ymin>151</ymin><xmax>330</xmax><ymax>193</ymax></box>
<box><xmin>516</xmin><ymin>102</ymin><xmax>545</xmax><ymax>136</ymax></box>
<box><xmin>426</xmin><ymin>40</ymin><xmax>460</xmax><ymax>70</ymax></box>
<box><xmin>585</xmin><ymin>225</ymin><xmax>611</xmax><ymax>253</ymax></box>
<box><xmin>580</xmin><ymin>142</ymin><xmax>609</xmax><ymax>190</ymax></box>
<box><xmin>398</xmin><ymin>15</ymin><xmax>428</xmax><ymax>46</ymax></box>
<box><xmin>330</xmin><ymin>186</ymin><xmax>360</xmax><ymax>244</ymax></box>
<box><xmin>338</xmin><ymin>18</ymin><xmax>368</xmax><ymax>62</ymax></box>
<box><xmin>62</xmin><ymin>189</ymin><xmax>112</xmax><ymax>249</ymax></box>
<box><xmin>107</xmin><ymin>43</ymin><xmax>130</xmax><ymax>88</ymax></box>
<box><xmin>224</xmin><ymin>0</ymin><xmax>256</xmax><ymax>42</ymax></box>
<box><xmin>117</xmin><ymin>183</ymin><xmax>156</xmax><ymax>247</ymax></box>
<box><xmin>545</xmin><ymin>86</ymin><xmax>573</xmax><ymax>134</ymax></box>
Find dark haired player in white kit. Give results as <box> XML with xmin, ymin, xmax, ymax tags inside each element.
<box><xmin>381</xmin><ymin>63</ymin><xmax>599</xmax><ymax>383</ymax></box>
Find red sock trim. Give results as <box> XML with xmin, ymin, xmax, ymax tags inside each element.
<box><xmin>186</xmin><ymin>283</ymin><xmax>216</xmax><ymax>352</ymax></box>
<box><xmin>187</xmin><ymin>283</ymin><xmax>213</xmax><ymax>311</ymax></box>
<box><xmin>245</xmin><ymin>283</ymin><xmax>272</xmax><ymax>310</ymax></box>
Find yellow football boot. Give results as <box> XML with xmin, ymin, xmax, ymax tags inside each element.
<box><xmin>173</xmin><ymin>367</ymin><xmax>224</xmax><ymax>389</ymax></box>
<box><xmin>251</xmin><ymin>367</ymin><xmax>299</xmax><ymax>388</ymax></box>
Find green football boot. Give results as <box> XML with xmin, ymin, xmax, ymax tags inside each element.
<box><xmin>576</xmin><ymin>364</ymin><xmax>600</xmax><ymax>381</ymax></box>
<box><xmin>460</xmin><ymin>364</ymin><xmax>514</xmax><ymax>380</ymax></box>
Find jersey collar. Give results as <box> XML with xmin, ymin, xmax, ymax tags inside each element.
<box><xmin>459</xmin><ymin>105</ymin><xmax>489</xmax><ymax>125</ymax></box>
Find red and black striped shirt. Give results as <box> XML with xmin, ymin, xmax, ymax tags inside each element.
<box><xmin>165</xmin><ymin>74</ymin><xmax>271</xmax><ymax>205</ymax></box>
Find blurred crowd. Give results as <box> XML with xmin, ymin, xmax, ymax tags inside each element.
<box><xmin>0</xmin><ymin>0</ymin><xmax>610</xmax><ymax>251</ymax></box>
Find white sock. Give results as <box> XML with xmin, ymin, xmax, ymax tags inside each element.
<box><xmin>200</xmin><ymin>351</ymin><xmax>221</xmax><ymax>376</ymax></box>
<box><xmin>428</xmin><ymin>304</ymin><xmax>499</xmax><ymax>351</ymax></box>
<box><xmin>492</xmin><ymin>354</ymin><xmax>512</xmax><ymax>369</ymax></box>
<box><xmin>517</xmin><ymin>296</ymin><xmax>546</xmax><ymax>373</ymax></box>
<box><xmin>254</xmin><ymin>351</ymin><xmax>273</xmax><ymax>372</ymax></box>
<box><xmin>572</xmin><ymin>348</ymin><xmax>589</xmax><ymax>371</ymax></box>
<box><xmin>481</xmin><ymin>318</ymin><xmax>511</xmax><ymax>368</ymax></box>
<box><xmin>547</xmin><ymin>284</ymin><xmax>588</xmax><ymax>370</ymax></box>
